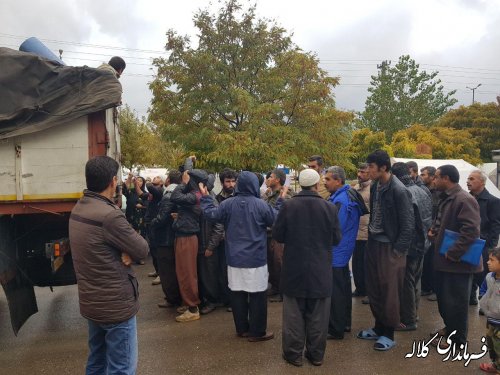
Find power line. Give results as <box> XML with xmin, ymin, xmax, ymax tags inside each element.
<box><xmin>0</xmin><ymin>33</ymin><xmax>167</xmax><ymax>55</ymax></box>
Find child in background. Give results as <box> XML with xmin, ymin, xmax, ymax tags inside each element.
<box><xmin>480</xmin><ymin>247</ymin><xmax>500</xmax><ymax>374</ymax></box>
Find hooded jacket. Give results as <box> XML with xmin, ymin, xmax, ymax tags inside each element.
<box><xmin>201</xmin><ymin>171</ymin><xmax>281</xmax><ymax>268</ymax></box>
<box><xmin>328</xmin><ymin>184</ymin><xmax>362</xmax><ymax>267</ymax></box>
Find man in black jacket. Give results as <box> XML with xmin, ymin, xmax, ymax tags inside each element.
<box><xmin>467</xmin><ymin>170</ymin><xmax>500</xmax><ymax>305</ymax></box>
<box><xmin>357</xmin><ymin>150</ymin><xmax>414</xmax><ymax>351</ymax></box>
<box><xmin>150</xmin><ymin>170</ymin><xmax>182</xmax><ymax>308</ymax></box>
<box><xmin>170</xmin><ymin>169</ymin><xmax>208</xmax><ymax>322</ymax></box>
<box><xmin>273</xmin><ymin>169</ymin><xmax>341</xmax><ymax>367</ymax></box>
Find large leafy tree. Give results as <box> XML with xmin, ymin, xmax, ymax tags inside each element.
<box><xmin>362</xmin><ymin>55</ymin><xmax>457</xmax><ymax>139</ymax></box>
<box><xmin>436</xmin><ymin>102</ymin><xmax>500</xmax><ymax>162</ymax></box>
<box><xmin>119</xmin><ymin>106</ymin><xmax>180</xmax><ymax>169</ymax></box>
<box><xmin>149</xmin><ymin>0</ymin><xmax>353</xmax><ymax>171</ymax></box>
<box><xmin>390</xmin><ymin>124</ymin><xmax>481</xmax><ymax>165</ymax></box>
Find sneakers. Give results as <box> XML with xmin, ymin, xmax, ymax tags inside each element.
<box><xmin>152</xmin><ymin>276</ymin><xmax>161</xmax><ymax>285</ymax></box>
<box><xmin>200</xmin><ymin>303</ymin><xmax>216</xmax><ymax>315</ymax></box>
<box><xmin>148</xmin><ymin>272</ymin><xmax>158</xmax><ymax>278</ymax></box>
<box><xmin>176</xmin><ymin>305</ymin><xmax>188</xmax><ymax>314</ymax></box>
<box><xmin>175</xmin><ymin>307</ymin><xmax>200</xmax><ymax>322</ymax></box>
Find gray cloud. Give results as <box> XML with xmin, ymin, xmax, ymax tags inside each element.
<box><xmin>1</xmin><ymin>0</ymin><xmax>499</xmax><ymax>119</ymax></box>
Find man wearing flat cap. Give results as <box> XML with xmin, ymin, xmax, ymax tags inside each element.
<box><xmin>273</xmin><ymin>169</ymin><xmax>342</xmax><ymax>367</ymax></box>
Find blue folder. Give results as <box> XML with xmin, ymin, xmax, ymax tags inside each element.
<box><xmin>439</xmin><ymin>229</ymin><xmax>485</xmax><ymax>266</ymax></box>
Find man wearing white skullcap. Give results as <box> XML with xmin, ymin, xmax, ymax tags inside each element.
<box><xmin>273</xmin><ymin>168</ymin><xmax>342</xmax><ymax>366</ymax></box>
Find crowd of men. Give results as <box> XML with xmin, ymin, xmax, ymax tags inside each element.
<box><xmin>69</xmin><ymin>150</ymin><xmax>500</xmax><ymax>374</ymax></box>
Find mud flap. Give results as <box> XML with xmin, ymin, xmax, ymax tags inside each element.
<box><xmin>0</xmin><ymin>215</ymin><xmax>38</xmax><ymax>335</ymax></box>
<box><xmin>2</xmin><ymin>277</ymin><xmax>38</xmax><ymax>336</ymax></box>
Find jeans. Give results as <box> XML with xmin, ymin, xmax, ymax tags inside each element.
<box><xmin>86</xmin><ymin>316</ymin><xmax>138</xmax><ymax>375</ymax></box>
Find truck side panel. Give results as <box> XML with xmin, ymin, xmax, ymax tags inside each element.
<box><xmin>20</xmin><ymin>116</ymin><xmax>88</xmax><ymax>200</ymax></box>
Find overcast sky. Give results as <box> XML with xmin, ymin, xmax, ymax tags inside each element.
<box><xmin>2</xmin><ymin>0</ymin><xmax>500</xmax><ymax>119</ymax></box>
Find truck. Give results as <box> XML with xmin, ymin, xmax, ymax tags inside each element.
<box><xmin>0</xmin><ymin>46</ymin><xmax>123</xmax><ymax>334</ymax></box>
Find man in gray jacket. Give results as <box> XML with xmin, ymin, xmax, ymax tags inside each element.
<box><xmin>392</xmin><ymin>162</ymin><xmax>432</xmax><ymax>331</ymax></box>
<box><xmin>69</xmin><ymin>156</ymin><xmax>149</xmax><ymax>375</ymax></box>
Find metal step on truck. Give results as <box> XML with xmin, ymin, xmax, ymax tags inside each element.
<box><xmin>0</xmin><ymin>45</ymin><xmax>123</xmax><ymax>335</ymax></box>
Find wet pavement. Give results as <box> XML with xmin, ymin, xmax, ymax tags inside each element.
<box><xmin>0</xmin><ymin>259</ymin><xmax>488</xmax><ymax>374</ymax></box>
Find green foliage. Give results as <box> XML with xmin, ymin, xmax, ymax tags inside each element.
<box><xmin>436</xmin><ymin>102</ymin><xmax>500</xmax><ymax>162</ymax></box>
<box><xmin>362</xmin><ymin>55</ymin><xmax>457</xmax><ymax>139</ymax></box>
<box><xmin>149</xmin><ymin>0</ymin><xmax>353</xmax><ymax>171</ymax></box>
<box><xmin>390</xmin><ymin>124</ymin><xmax>482</xmax><ymax>165</ymax></box>
<box><xmin>348</xmin><ymin>128</ymin><xmax>392</xmax><ymax>168</ymax></box>
<box><xmin>119</xmin><ymin>105</ymin><xmax>181</xmax><ymax>169</ymax></box>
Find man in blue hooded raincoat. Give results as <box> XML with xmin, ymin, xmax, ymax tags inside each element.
<box><xmin>200</xmin><ymin>171</ymin><xmax>285</xmax><ymax>342</ymax></box>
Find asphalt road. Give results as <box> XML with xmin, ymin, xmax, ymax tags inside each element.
<box><xmin>0</xmin><ymin>258</ymin><xmax>489</xmax><ymax>374</ymax></box>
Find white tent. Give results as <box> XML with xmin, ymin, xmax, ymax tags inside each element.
<box><xmin>478</xmin><ymin>162</ymin><xmax>498</xmax><ymax>185</ymax></box>
<box><xmin>391</xmin><ymin>157</ymin><xmax>500</xmax><ymax>199</ymax></box>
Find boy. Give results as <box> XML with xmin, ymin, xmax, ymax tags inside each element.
<box><xmin>480</xmin><ymin>247</ymin><xmax>500</xmax><ymax>374</ymax></box>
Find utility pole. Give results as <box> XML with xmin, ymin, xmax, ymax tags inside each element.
<box><xmin>466</xmin><ymin>83</ymin><xmax>482</xmax><ymax>104</ymax></box>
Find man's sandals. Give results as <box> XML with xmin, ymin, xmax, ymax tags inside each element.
<box><xmin>357</xmin><ymin>329</ymin><xmax>396</xmax><ymax>351</ymax></box>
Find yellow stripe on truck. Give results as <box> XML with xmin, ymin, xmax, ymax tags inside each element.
<box><xmin>0</xmin><ymin>195</ymin><xmax>18</xmax><ymax>201</ymax></box>
<box><xmin>22</xmin><ymin>193</ymin><xmax>84</xmax><ymax>200</ymax></box>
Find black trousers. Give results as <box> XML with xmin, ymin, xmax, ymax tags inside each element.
<box><xmin>400</xmin><ymin>254</ymin><xmax>423</xmax><ymax>325</ymax></box>
<box><xmin>216</xmin><ymin>242</ymin><xmax>230</xmax><ymax>306</ymax></box>
<box><xmin>231</xmin><ymin>290</ymin><xmax>267</xmax><ymax>337</ymax></box>
<box><xmin>146</xmin><ymin>225</ymin><xmax>159</xmax><ymax>273</ymax></box>
<box><xmin>157</xmin><ymin>245</ymin><xmax>181</xmax><ymax>305</ymax></box>
<box><xmin>328</xmin><ymin>266</ymin><xmax>352</xmax><ymax>338</ymax></box>
<box><xmin>282</xmin><ymin>295</ymin><xmax>330</xmax><ymax>362</ymax></box>
<box><xmin>421</xmin><ymin>246</ymin><xmax>434</xmax><ymax>293</ymax></box>
<box><xmin>352</xmin><ymin>240</ymin><xmax>367</xmax><ymax>295</ymax></box>
<box><xmin>198</xmin><ymin>252</ymin><xmax>220</xmax><ymax>305</ymax></box>
<box><xmin>435</xmin><ymin>271</ymin><xmax>473</xmax><ymax>345</ymax></box>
